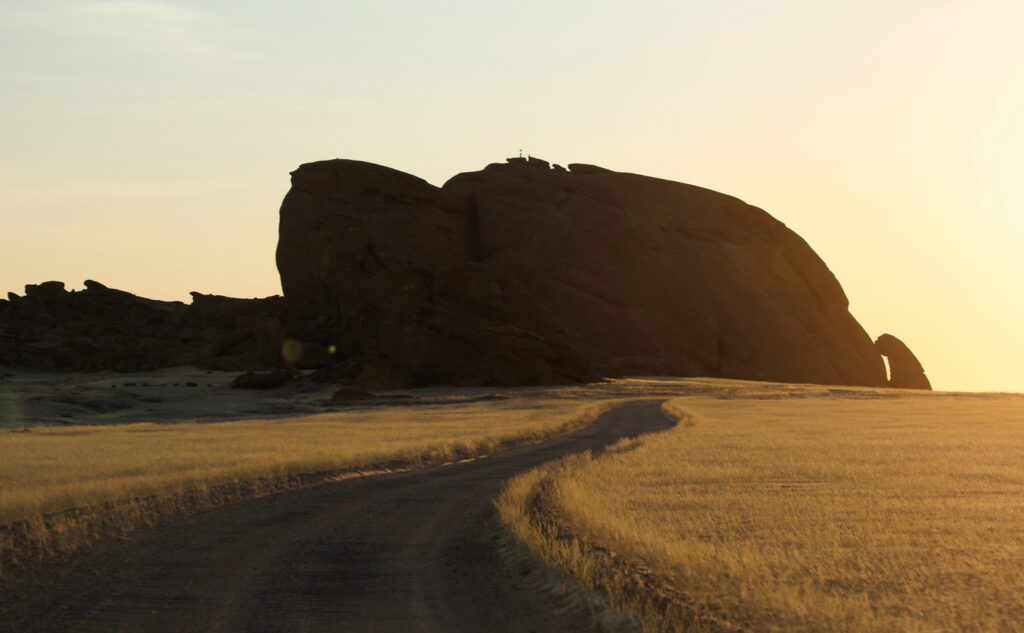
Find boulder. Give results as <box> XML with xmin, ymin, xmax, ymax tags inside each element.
<box><xmin>276</xmin><ymin>159</ymin><xmax>598</xmax><ymax>387</ymax></box>
<box><xmin>444</xmin><ymin>159</ymin><xmax>887</xmax><ymax>386</ymax></box>
<box><xmin>277</xmin><ymin>159</ymin><xmax>472</xmax><ymax>323</ymax></box>
<box><xmin>567</xmin><ymin>163</ymin><xmax>611</xmax><ymax>174</ymax></box>
<box><xmin>24</xmin><ymin>281</ymin><xmax>68</xmax><ymax>304</ymax></box>
<box><xmin>328</xmin><ymin>386</ymin><xmax>377</xmax><ymax>402</ymax></box>
<box><xmin>875</xmin><ymin>333</ymin><xmax>932</xmax><ymax>390</ymax></box>
<box><xmin>275</xmin><ymin>156</ymin><xmax>889</xmax><ymax>387</ymax></box>
<box><xmin>230</xmin><ymin>370</ymin><xmax>294</xmax><ymax>390</ymax></box>
<box><xmin>526</xmin><ymin>156</ymin><xmax>550</xmax><ymax>169</ymax></box>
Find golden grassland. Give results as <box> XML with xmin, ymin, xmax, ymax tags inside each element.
<box><xmin>499</xmin><ymin>388</ymin><xmax>1024</xmax><ymax>633</ymax></box>
<box><xmin>0</xmin><ymin>374</ymin><xmax>805</xmax><ymax>568</ymax></box>
<box><xmin>0</xmin><ymin>394</ymin><xmax>632</xmax><ymax>573</ymax></box>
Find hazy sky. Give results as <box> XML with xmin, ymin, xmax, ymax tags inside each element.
<box><xmin>2</xmin><ymin>0</ymin><xmax>1021</xmax><ymax>392</ymax></box>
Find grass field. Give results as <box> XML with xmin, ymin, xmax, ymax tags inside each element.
<box><xmin>0</xmin><ymin>393</ymin><xmax>630</xmax><ymax>572</ymax></box>
<box><xmin>499</xmin><ymin>387</ymin><xmax>1024</xmax><ymax>633</ymax></box>
<box><xmin>4</xmin><ymin>374</ymin><xmax>771</xmax><ymax>573</ymax></box>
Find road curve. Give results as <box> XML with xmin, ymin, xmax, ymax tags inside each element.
<box><xmin>1</xmin><ymin>401</ymin><xmax>673</xmax><ymax>633</ymax></box>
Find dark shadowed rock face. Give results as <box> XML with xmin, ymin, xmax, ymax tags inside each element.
<box><xmin>0</xmin><ymin>281</ymin><xmax>284</xmax><ymax>372</ymax></box>
<box><xmin>1</xmin><ymin>280</ymin><xmax>197</xmax><ymax>371</ymax></box>
<box><xmin>276</xmin><ymin>159</ymin><xmax>597</xmax><ymax>387</ymax></box>
<box><xmin>875</xmin><ymin>333</ymin><xmax>932</xmax><ymax>390</ymax></box>
<box><xmin>277</xmin><ymin>157</ymin><xmax>890</xmax><ymax>388</ymax></box>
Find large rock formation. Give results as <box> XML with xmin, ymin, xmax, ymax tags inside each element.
<box><xmin>875</xmin><ymin>333</ymin><xmax>932</xmax><ymax>390</ymax></box>
<box><xmin>276</xmin><ymin>157</ymin><xmax>892</xmax><ymax>388</ymax></box>
<box><xmin>0</xmin><ymin>157</ymin><xmax>930</xmax><ymax>389</ymax></box>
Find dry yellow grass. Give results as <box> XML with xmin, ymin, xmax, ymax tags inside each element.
<box><xmin>1</xmin><ymin>375</ymin><xmax>769</xmax><ymax>573</ymax></box>
<box><xmin>0</xmin><ymin>395</ymin><xmax>629</xmax><ymax>572</ymax></box>
<box><xmin>499</xmin><ymin>388</ymin><xmax>1024</xmax><ymax>633</ymax></box>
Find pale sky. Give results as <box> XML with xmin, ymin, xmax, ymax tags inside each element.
<box><xmin>2</xmin><ymin>0</ymin><xmax>1021</xmax><ymax>392</ymax></box>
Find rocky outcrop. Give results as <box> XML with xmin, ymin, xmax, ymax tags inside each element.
<box><xmin>276</xmin><ymin>157</ymin><xmax>890</xmax><ymax>388</ymax></box>
<box><xmin>231</xmin><ymin>370</ymin><xmax>294</xmax><ymax>390</ymax></box>
<box><xmin>0</xmin><ymin>281</ymin><xmax>287</xmax><ymax>372</ymax></box>
<box><xmin>1</xmin><ymin>280</ymin><xmax>197</xmax><ymax>371</ymax></box>
<box><xmin>2</xmin><ymin>157</ymin><xmax>918</xmax><ymax>389</ymax></box>
<box><xmin>875</xmin><ymin>333</ymin><xmax>932</xmax><ymax>390</ymax></box>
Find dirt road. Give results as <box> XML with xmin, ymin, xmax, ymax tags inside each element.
<box><xmin>0</xmin><ymin>400</ymin><xmax>672</xmax><ymax>632</ymax></box>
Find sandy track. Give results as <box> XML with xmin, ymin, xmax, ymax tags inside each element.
<box><xmin>0</xmin><ymin>401</ymin><xmax>673</xmax><ymax>633</ymax></box>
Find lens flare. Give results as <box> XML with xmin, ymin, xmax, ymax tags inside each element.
<box><xmin>281</xmin><ymin>339</ymin><xmax>304</xmax><ymax>365</ymax></box>
<box><xmin>0</xmin><ymin>388</ymin><xmax>24</xmax><ymax>430</ymax></box>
